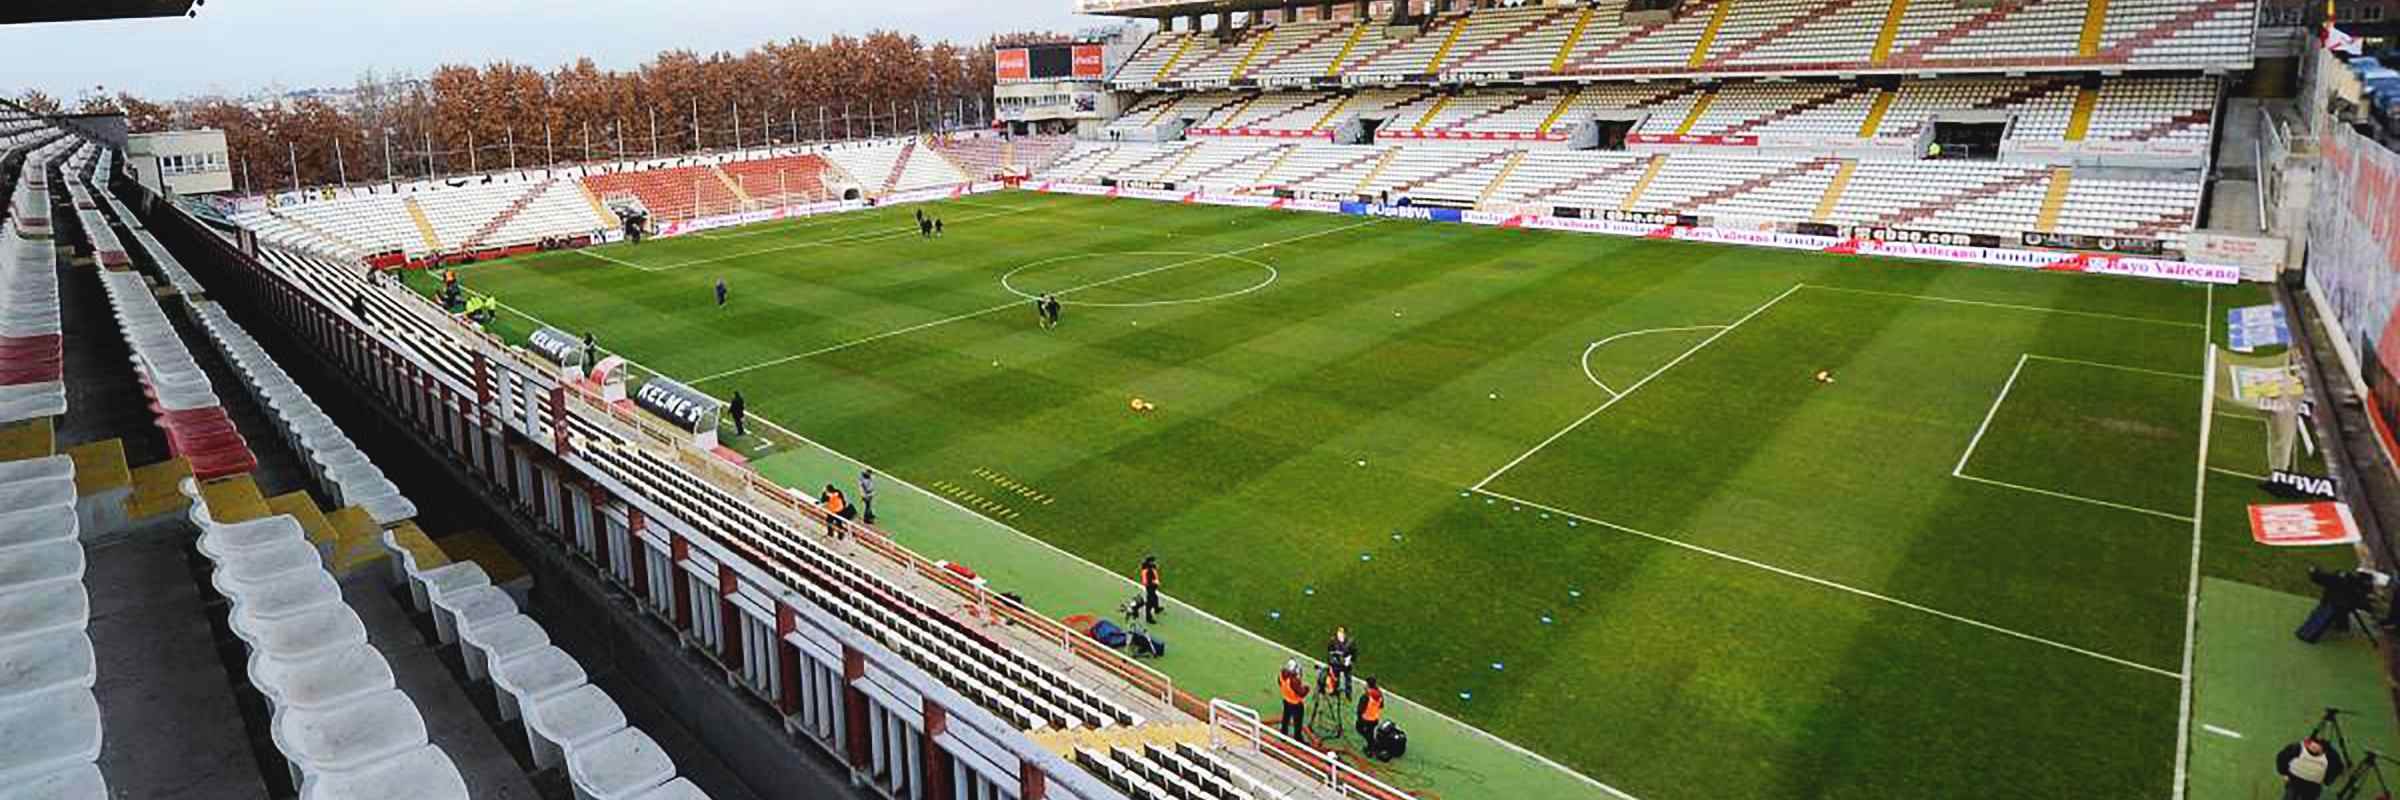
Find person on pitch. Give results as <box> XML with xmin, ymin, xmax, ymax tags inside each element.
<box><xmin>858</xmin><ymin>470</ymin><xmax>877</xmax><ymax>524</ymax></box>
<box><xmin>715</xmin><ymin>277</ymin><xmax>729</xmax><ymax>308</ymax></box>
<box><xmin>1043</xmin><ymin>294</ymin><xmax>1062</xmax><ymax>328</ymax></box>
<box><xmin>1326</xmin><ymin>626</ymin><xmax>1358</xmax><ymax>698</ymax></box>
<box><xmin>1277</xmin><ymin>660</ymin><xmax>1310</xmax><ymax>740</ymax></box>
<box><xmin>1137</xmin><ymin>555</ymin><xmax>1162</xmax><ymax>623</ymax></box>
<box><xmin>728</xmin><ymin>391</ymin><xmax>747</xmax><ymax>438</ymax></box>
<box><xmin>1355</xmin><ymin>677</ymin><xmax>1386</xmax><ymax>744</ymax></box>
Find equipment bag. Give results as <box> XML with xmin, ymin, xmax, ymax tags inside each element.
<box><xmin>1129</xmin><ymin>630</ymin><xmax>1166</xmax><ymax>658</ymax></box>
<box><xmin>2296</xmin><ymin>601</ymin><xmax>2345</xmax><ymax>644</ymax></box>
<box><xmin>1375</xmin><ymin>721</ymin><xmax>1407</xmax><ymax>760</ymax></box>
<box><xmin>1088</xmin><ymin>619</ymin><xmax>1130</xmax><ymax>648</ymax></box>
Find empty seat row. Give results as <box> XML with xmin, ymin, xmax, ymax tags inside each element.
<box><xmin>0</xmin><ymin>441</ymin><xmax>102</xmax><ymax>797</ymax></box>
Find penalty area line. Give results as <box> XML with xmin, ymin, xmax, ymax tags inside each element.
<box><xmin>1469</xmin><ymin>487</ymin><xmax>2186</xmax><ymax>680</ymax></box>
<box><xmin>576</xmin><ymin>248</ymin><xmax>650</xmax><ymax>270</ymax></box>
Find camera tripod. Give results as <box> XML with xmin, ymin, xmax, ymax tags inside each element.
<box><xmin>1307</xmin><ymin>665</ymin><xmax>1350</xmax><ymax>743</ymax></box>
<box><xmin>2309</xmin><ymin>708</ymin><xmax>2393</xmax><ymax>800</ymax></box>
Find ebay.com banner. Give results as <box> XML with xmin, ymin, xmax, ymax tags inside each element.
<box><xmin>1019</xmin><ymin>181</ymin><xmax>2242</xmax><ymax>285</ymax></box>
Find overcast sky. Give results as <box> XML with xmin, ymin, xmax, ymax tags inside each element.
<box><xmin>0</xmin><ymin>0</ymin><xmax>1104</xmax><ymax>102</ymax></box>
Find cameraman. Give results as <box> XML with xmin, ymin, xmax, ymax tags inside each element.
<box><xmin>1326</xmin><ymin>626</ymin><xmax>1358</xmax><ymax>699</ymax></box>
<box><xmin>2275</xmin><ymin>736</ymin><xmax>2344</xmax><ymax>800</ymax></box>
<box><xmin>2298</xmin><ymin>566</ymin><xmax>2379</xmax><ymax>644</ymax></box>
<box><xmin>1276</xmin><ymin>660</ymin><xmax>1309</xmax><ymax>740</ymax></box>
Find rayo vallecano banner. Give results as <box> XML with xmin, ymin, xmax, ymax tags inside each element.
<box><xmin>1021</xmin><ymin>182</ymin><xmax>2241</xmax><ymax>284</ymax></box>
<box><xmin>633</xmin><ymin>377</ymin><xmax>721</xmax><ymax>433</ymax></box>
<box><xmin>2305</xmin><ymin>125</ymin><xmax>2400</xmax><ymax>454</ymax></box>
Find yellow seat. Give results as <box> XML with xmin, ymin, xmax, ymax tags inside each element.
<box><xmin>66</xmin><ymin>439</ymin><xmax>131</xmax><ymax>497</ymax></box>
<box><xmin>0</xmin><ymin>418</ymin><xmax>55</xmax><ymax>462</ymax></box>
<box><xmin>125</xmin><ymin>458</ymin><xmax>193</xmax><ymax>520</ymax></box>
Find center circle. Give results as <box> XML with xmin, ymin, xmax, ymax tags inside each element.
<box><xmin>1000</xmin><ymin>250</ymin><xmax>1279</xmax><ymax>309</ymax></box>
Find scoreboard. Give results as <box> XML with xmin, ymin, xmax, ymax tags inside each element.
<box><xmin>996</xmin><ymin>43</ymin><xmax>1106</xmax><ymax>81</ymax></box>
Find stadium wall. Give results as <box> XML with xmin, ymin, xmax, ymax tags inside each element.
<box><xmin>2303</xmin><ymin>124</ymin><xmax>2400</xmax><ymax>467</ymax></box>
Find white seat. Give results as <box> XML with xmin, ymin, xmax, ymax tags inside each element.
<box><xmin>567</xmin><ymin>727</ymin><xmax>675</xmax><ymax>800</ymax></box>
<box><xmin>271</xmin><ymin>689</ymin><xmax>429</xmax><ymax>784</ymax></box>
<box><xmin>296</xmin><ymin>744</ymin><xmax>468</xmax><ymax>800</ymax></box>
<box><xmin>0</xmin><ymin>688</ymin><xmax>100</xmax><ymax>784</ymax></box>
<box><xmin>526</xmin><ymin>683</ymin><xmax>627</xmax><ymax>771</ymax></box>
<box><xmin>0</xmin><ymin>581</ymin><xmax>86</xmax><ymax>647</ymax></box>
<box><xmin>490</xmin><ymin>644</ymin><xmax>587</xmax><ymax>722</ymax></box>
<box><xmin>0</xmin><ymin>538</ymin><xmax>83</xmax><ymax>593</ymax></box>
<box><xmin>0</xmin><ymin>455</ymin><xmax>71</xmax><ymax>484</ymax></box>
<box><xmin>211</xmin><ymin>537</ymin><xmax>326</xmax><ymax>596</ymax></box>
<box><xmin>629</xmin><ymin>778</ymin><xmax>709</xmax><ymax>800</ymax></box>
<box><xmin>430</xmin><ymin>583</ymin><xmax>515</xmax><ymax>646</ymax></box>
<box><xmin>197</xmin><ymin>515</ymin><xmax>308</xmax><ymax>562</ymax></box>
<box><xmin>253</xmin><ymin>642</ymin><xmax>397</xmax><ymax>713</ymax></box>
<box><xmin>457</xmin><ymin>613</ymin><xmax>547</xmax><ymax>684</ymax></box>
<box><xmin>0</xmin><ymin>629</ymin><xmax>94</xmax><ymax>705</ymax></box>
<box><xmin>410</xmin><ymin>561</ymin><xmax>488</xmax><ymax>615</ymax></box>
<box><xmin>0</xmin><ymin>505</ymin><xmax>75</xmax><ymax>552</ymax></box>
<box><xmin>0</xmin><ymin>762</ymin><xmax>106</xmax><ymax>800</ymax></box>
<box><xmin>228</xmin><ymin>569</ymin><xmax>343</xmax><ymax>635</ymax></box>
<box><xmin>239</xmin><ymin>603</ymin><xmax>369</xmax><ymax>663</ymax></box>
<box><xmin>0</xmin><ymin>476</ymin><xmax>73</xmax><ymax>512</ymax></box>
<box><xmin>355</xmin><ymin>494</ymin><xmax>417</xmax><ymax>527</ymax></box>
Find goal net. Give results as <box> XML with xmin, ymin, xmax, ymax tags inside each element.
<box><xmin>2212</xmin><ymin>346</ymin><xmax>2309</xmax><ymax>471</ymax></box>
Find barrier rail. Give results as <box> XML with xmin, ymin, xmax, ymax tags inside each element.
<box><xmin>1207</xmin><ymin>698</ymin><xmax>1414</xmax><ymax>800</ymax></box>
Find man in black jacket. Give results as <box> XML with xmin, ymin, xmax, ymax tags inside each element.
<box><xmin>2276</xmin><ymin>737</ymin><xmax>2344</xmax><ymax>800</ymax></box>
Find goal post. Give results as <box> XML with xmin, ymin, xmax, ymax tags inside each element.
<box><xmin>2212</xmin><ymin>346</ymin><xmax>2309</xmax><ymax>471</ymax></box>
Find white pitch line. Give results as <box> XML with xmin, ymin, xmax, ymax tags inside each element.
<box><xmin>1952</xmin><ymin>473</ymin><xmax>2195</xmax><ymax>522</ymax></box>
<box><xmin>689</xmin><ymin>217</ymin><xmax>1385</xmax><ymax>384</ymax></box>
<box><xmin>2207</xmin><ymin>466</ymin><xmax>2265</xmax><ymax>481</ymax></box>
<box><xmin>1476</xmin><ymin>285</ymin><xmax>1802</xmax><ymax>490</ymax></box>
<box><xmin>2171</xmin><ymin>286</ymin><xmax>2215</xmax><ymax>800</ymax></box>
<box><xmin>1470</xmin><ymin>487</ymin><xmax>2185</xmax><ymax>680</ymax></box>
<box><xmin>576</xmin><ymin>248</ymin><xmax>648</xmax><ymax>270</ymax></box>
<box><xmin>647</xmin><ymin>204</ymin><xmax>1042</xmax><ymax>271</ymax></box>
<box><xmin>1579</xmin><ymin>325</ymin><xmax>1726</xmax><ymax>394</ymax></box>
<box><xmin>1804</xmin><ymin>284</ymin><xmax>2206</xmax><ymax>329</ymax></box>
<box><xmin>1954</xmin><ymin>354</ymin><xmax>2029</xmax><ymax>476</ymax></box>
<box><xmin>2201</xmin><ymin>724</ymin><xmax>2242</xmax><ymax>739</ymax></box>
<box><xmin>2024</xmin><ymin>353</ymin><xmax>2204</xmax><ymax>381</ymax></box>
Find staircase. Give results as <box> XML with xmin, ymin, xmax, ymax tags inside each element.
<box><xmin>458</xmin><ymin>179</ymin><xmax>552</xmax><ymax>252</ymax></box>
<box><xmin>1517</xmin><ymin>157</ymin><xmax>1656</xmax><ymax>204</ymax></box>
<box><xmin>1395</xmin><ymin>148</ymin><xmax>1519</xmax><ymax>194</ymax></box>
<box><xmin>712</xmin><ymin>166</ymin><xmax>752</xmax><ymax>204</ymax></box>
<box><xmin>1479</xmin><ymin>151</ymin><xmax>1527</xmax><ymax>205</ymax></box>
<box><xmin>577</xmin><ymin>183</ymin><xmax>616</xmax><ymax>230</ymax></box>
<box><xmin>1443</xmin><ymin>92</ymin><xmax>1555</xmax><ymax>132</ymax></box>
<box><xmin>1812</xmin><ymin>159</ymin><xmax>1858</xmax><ymax>221</ymax></box>
<box><xmin>1705</xmin><ymin>0</ymin><xmax>1873</xmax><ymax>67</ymax></box>
<box><xmin>1324</xmin><ymin>22</ymin><xmax>1372</xmax><ymax>77</ymax></box>
<box><xmin>1538</xmin><ymin>89</ymin><xmax>1585</xmax><ymax>136</ymax></box>
<box><xmin>1620</xmin><ymin>154</ymin><xmax>1671</xmax><ymax>211</ymax></box>
<box><xmin>1189</xmin><ymin>143</ymin><xmax>1294</xmax><ymax>185</ymax></box>
<box><xmin>1887</xmin><ymin>0</ymin><xmax>2030</xmax><ymax>65</ymax></box>
<box><xmin>402</xmin><ymin>197</ymin><xmax>442</xmax><ymax>252</ymax></box>
<box><xmin>1413</xmin><ymin>95</ymin><xmax>1455</xmax><ymax>132</ymax></box>
<box><xmin>1550</xmin><ymin>7</ymin><xmax>1596</xmax><ymax>71</ymax></box>
<box><xmin>2033</xmin><ymin>166</ymin><xmax>2074</xmax><ymax>232</ymax></box>
<box><xmin>1721</xmin><ymin>85</ymin><xmax>1873</xmax><ymax>138</ymax></box>
<box><xmin>1879</xmin><ymin>169</ymin><xmax>2052</xmax><ymax>227</ymax></box>
<box><xmin>1562</xmin><ymin>12</ymin><xmax>1683</xmax><ymax>71</ymax></box>
<box><xmin>2063</xmin><ymin>86</ymin><xmax>2101</xmax><ymax>141</ymax></box>
<box><xmin>1449</xmin><ymin>7</ymin><xmax>1577</xmax><ymax>72</ymax></box>
<box><xmin>1281</xmin><ymin>149</ymin><xmax>1390</xmax><ymax>191</ymax></box>
<box><xmin>1869</xmin><ymin>0</ymin><xmax>1913</xmax><ymax>63</ymax></box>
<box><xmin>1306</xmin><ymin>93</ymin><xmax>1357</xmax><ymax>132</ymax></box>
<box><xmin>1154</xmin><ymin>35</ymin><xmax>1199</xmax><ymax>82</ymax></box>
<box><xmin>1230</xmin><ymin>28</ymin><xmax>1278</xmax><ymax>81</ymax></box>
<box><xmin>878</xmin><ymin>141</ymin><xmax>918</xmax><ymax>194</ymax></box>
<box><xmin>2097</xmin><ymin>0</ymin><xmax>2247</xmax><ymax>59</ymax></box>
<box><xmin>1153</xmin><ymin>142</ymin><xmax>1205</xmax><ymax>182</ymax></box>
<box><xmin>1250</xmin><ymin>144</ymin><xmax>1301</xmax><ymax>186</ymax></box>
<box><xmin>1686</xmin><ymin>0</ymin><xmax>1740</xmax><ymax>69</ymax></box>
<box><xmin>1423</xmin><ymin>13</ymin><xmax>1474</xmax><ymax>74</ymax></box>
<box><xmin>1246</xmin><ymin>23</ymin><xmax>1347</xmax><ymax>77</ymax></box>
<box><xmin>1673</xmin><ymin>91</ymin><xmax>1719</xmax><ymax>135</ymax></box>
<box><xmin>2077</xmin><ymin>0</ymin><xmax>2113</xmax><ymax>56</ymax></box>
<box><xmin>1344</xmin><ymin>15</ymin><xmax>1454</xmax><ymax>74</ymax></box>
<box><xmin>1354</xmin><ymin>149</ymin><xmax>1403</xmax><ymax>195</ymax></box>
<box><xmin>1857</xmin><ymin>88</ymin><xmax>1897</xmax><ymax>137</ymax></box>
<box><xmin>1673</xmin><ymin>157</ymin><xmax>1840</xmax><ymax>213</ymax></box>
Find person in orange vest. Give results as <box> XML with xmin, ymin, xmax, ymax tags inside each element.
<box><xmin>1355</xmin><ymin>676</ymin><xmax>1386</xmax><ymax>743</ymax></box>
<box><xmin>1277</xmin><ymin>660</ymin><xmax>1310</xmax><ymax>740</ymax></box>
<box><xmin>820</xmin><ymin>484</ymin><xmax>852</xmax><ymax>539</ymax></box>
<box><xmin>1137</xmin><ymin>555</ymin><xmax>1162</xmax><ymax>624</ymax></box>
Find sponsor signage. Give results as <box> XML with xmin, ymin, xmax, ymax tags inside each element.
<box><xmin>2018</xmin><ymin>230</ymin><xmax>2165</xmax><ymax>256</ymax></box>
<box><xmin>1072</xmin><ymin>45</ymin><xmax>1107</xmax><ymax>78</ymax></box>
<box><xmin>633</xmin><ymin>377</ymin><xmax>721</xmax><ymax>434</ymax></box>
<box><xmin>2248</xmin><ymin>502</ymin><xmax>2361</xmax><ymax>547</ymax></box>
<box><xmin>2227</xmin><ymin>304</ymin><xmax>2291</xmax><ymax>353</ymax></box>
<box><xmin>995</xmin><ymin>48</ymin><xmax>1030</xmax><ymax>81</ymax></box>
<box><xmin>1848</xmin><ymin>226</ymin><xmax>1997</xmax><ymax>248</ymax></box>
<box><xmin>1340</xmin><ymin>203</ymin><xmax>1463</xmax><ymax>222</ymax></box>
<box><xmin>1625</xmin><ymin>133</ymin><xmax>1761</xmax><ymax>147</ymax></box>
<box><xmin>1022</xmin><ymin>182</ymin><xmax>2243</xmax><ymax>284</ymax></box>
<box><xmin>2265</xmin><ymin>469</ymin><xmax>2340</xmax><ymax>500</ymax></box>
<box><xmin>525</xmin><ymin>326</ymin><xmax>586</xmax><ymax>369</ymax></box>
<box><xmin>1604</xmin><ymin>209</ymin><xmax>1695</xmax><ymax>227</ymax></box>
<box><xmin>1378</xmin><ymin>130</ymin><xmax>1570</xmax><ymax>143</ymax></box>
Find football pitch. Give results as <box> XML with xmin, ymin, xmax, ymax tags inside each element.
<box><xmin>447</xmin><ymin>189</ymin><xmax>2233</xmax><ymax>799</ymax></box>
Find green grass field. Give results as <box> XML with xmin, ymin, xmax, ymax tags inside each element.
<box><xmin>441</xmin><ymin>190</ymin><xmax>2298</xmax><ymax>799</ymax></box>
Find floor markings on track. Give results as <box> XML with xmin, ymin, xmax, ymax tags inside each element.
<box><xmin>1803</xmin><ymin>284</ymin><xmax>2206</xmax><ymax>329</ymax></box>
<box><xmin>1579</xmin><ymin>324</ymin><xmax>1727</xmax><ymax>396</ymax></box>
<box><xmin>1476</xmin><ymin>284</ymin><xmax>1802</xmax><ymax>490</ymax></box>
<box><xmin>973</xmin><ymin>466</ymin><xmax>1055</xmax><ymax>505</ymax></box>
<box><xmin>689</xmin><ymin>218</ymin><xmax>1385</xmax><ymax>384</ymax></box>
<box><xmin>1468</xmin><ymin>486</ymin><xmax>2185</xmax><ymax>680</ymax></box>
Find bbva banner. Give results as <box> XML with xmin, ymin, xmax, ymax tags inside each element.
<box><xmin>1339</xmin><ymin>203</ymin><xmax>1463</xmax><ymax>223</ymax></box>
